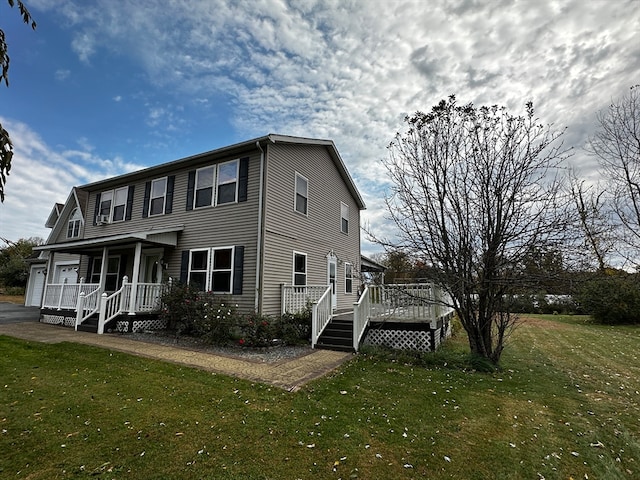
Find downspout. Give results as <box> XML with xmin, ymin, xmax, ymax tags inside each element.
<box><xmin>254</xmin><ymin>140</ymin><xmax>265</xmax><ymax>313</ymax></box>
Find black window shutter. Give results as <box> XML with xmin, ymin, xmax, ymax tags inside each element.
<box><xmin>165</xmin><ymin>176</ymin><xmax>175</xmax><ymax>214</ymax></box>
<box><xmin>125</xmin><ymin>185</ymin><xmax>135</xmax><ymax>221</ymax></box>
<box><xmin>93</xmin><ymin>193</ymin><xmax>101</xmax><ymax>225</ymax></box>
<box><xmin>233</xmin><ymin>246</ymin><xmax>244</xmax><ymax>295</ymax></box>
<box><xmin>180</xmin><ymin>251</ymin><xmax>189</xmax><ymax>284</ymax></box>
<box><xmin>238</xmin><ymin>157</ymin><xmax>249</xmax><ymax>202</ymax></box>
<box><xmin>142</xmin><ymin>181</ymin><xmax>151</xmax><ymax>218</ymax></box>
<box><xmin>186</xmin><ymin>170</ymin><xmax>196</xmax><ymax>211</ymax></box>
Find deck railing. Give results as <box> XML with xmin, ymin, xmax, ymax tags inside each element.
<box><xmin>311</xmin><ymin>286</ymin><xmax>333</xmax><ymax>348</ymax></box>
<box><xmin>281</xmin><ymin>284</ymin><xmax>330</xmax><ymax>314</ymax></box>
<box><xmin>75</xmin><ymin>287</ymin><xmax>102</xmax><ymax>330</ymax></box>
<box><xmin>352</xmin><ymin>283</ymin><xmax>454</xmax><ymax>351</ymax></box>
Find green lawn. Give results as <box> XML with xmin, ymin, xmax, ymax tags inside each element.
<box><xmin>1</xmin><ymin>315</ymin><xmax>638</xmax><ymax>479</ymax></box>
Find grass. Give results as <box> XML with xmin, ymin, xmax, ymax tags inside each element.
<box><xmin>0</xmin><ymin>294</ymin><xmax>25</xmax><ymax>304</ymax></box>
<box><xmin>0</xmin><ymin>315</ymin><xmax>638</xmax><ymax>479</ymax></box>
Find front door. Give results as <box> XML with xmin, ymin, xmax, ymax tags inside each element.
<box><xmin>140</xmin><ymin>254</ymin><xmax>162</xmax><ymax>283</ymax></box>
<box><xmin>327</xmin><ymin>255</ymin><xmax>337</xmax><ymax>311</ymax></box>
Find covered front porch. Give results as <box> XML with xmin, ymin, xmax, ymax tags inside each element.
<box><xmin>35</xmin><ymin>227</ymin><xmax>182</xmax><ymax>333</ymax></box>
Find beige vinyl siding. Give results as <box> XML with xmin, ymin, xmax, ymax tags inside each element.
<box><xmin>261</xmin><ymin>143</ymin><xmax>361</xmax><ymax>316</ymax></box>
<box><xmin>83</xmin><ymin>151</ymin><xmax>262</xmax><ymax>313</ymax></box>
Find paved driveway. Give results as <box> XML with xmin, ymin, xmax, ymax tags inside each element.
<box><xmin>0</xmin><ymin>302</ymin><xmax>40</xmax><ymax>324</ymax></box>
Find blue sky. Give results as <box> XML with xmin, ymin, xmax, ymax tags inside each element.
<box><xmin>0</xmin><ymin>0</ymin><xmax>638</xmax><ymax>256</ymax></box>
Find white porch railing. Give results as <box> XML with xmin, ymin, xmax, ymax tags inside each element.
<box><xmin>311</xmin><ymin>286</ymin><xmax>333</xmax><ymax>348</ymax></box>
<box><xmin>43</xmin><ymin>276</ymin><xmax>166</xmax><ymax>334</ymax></box>
<box><xmin>43</xmin><ymin>280</ymin><xmax>101</xmax><ymax>310</ymax></box>
<box><xmin>281</xmin><ymin>284</ymin><xmax>330</xmax><ymax>314</ymax></box>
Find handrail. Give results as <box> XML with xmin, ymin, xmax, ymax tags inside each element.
<box><xmin>74</xmin><ymin>287</ymin><xmax>102</xmax><ymax>331</ymax></box>
<box><xmin>352</xmin><ymin>285</ymin><xmax>371</xmax><ymax>352</ymax></box>
<box><xmin>43</xmin><ymin>282</ymin><xmax>100</xmax><ymax>310</ymax></box>
<box><xmin>311</xmin><ymin>286</ymin><xmax>333</xmax><ymax>348</ymax></box>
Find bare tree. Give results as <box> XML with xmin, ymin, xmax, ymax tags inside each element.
<box><xmin>380</xmin><ymin>96</ymin><xmax>570</xmax><ymax>365</ymax></box>
<box><xmin>567</xmin><ymin>171</ymin><xmax>615</xmax><ymax>272</ymax></box>
<box><xmin>588</xmin><ymin>86</ymin><xmax>640</xmax><ymax>269</ymax></box>
<box><xmin>0</xmin><ymin>0</ymin><xmax>36</xmax><ymax>202</ymax></box>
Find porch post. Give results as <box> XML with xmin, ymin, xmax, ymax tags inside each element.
<box><xmin>42</xmin><ymin>251</ymin><xmax>55</xmax><ymax>308</ymax></box>
<box><xmin>99</xmin><ymin>247</ymin><xmax>109</xmax><ymax>292</ymax></box>
<box><xmin>128</xmin><ymin>241</ymin><xmax>142</xmax><ymax>315</ymax></box>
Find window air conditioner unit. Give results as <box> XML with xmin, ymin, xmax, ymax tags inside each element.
<box><xmin>96</xmin><ymin>214</ymin><xmax>110</xmax><ymax>225</ymax></box>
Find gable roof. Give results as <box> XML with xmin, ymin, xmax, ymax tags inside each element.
<box><xmin>45</xmin><ymin>187</ymin><xmax>88</xmax><ymax>244</ymax></box>
<box><xmin>77</xmin><ymin>134</ymin><xmax>366</xmax><ymax>210</ymax></box>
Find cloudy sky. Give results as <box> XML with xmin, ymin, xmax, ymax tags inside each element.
<box><xmin>0</xmin><ymin>0</ymin><xmax>638</xmax><ymax>255</ymax></box>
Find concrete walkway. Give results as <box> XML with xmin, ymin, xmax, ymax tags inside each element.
<box><xmin>0</xmin><ymin>303</ymin><xmax>352</xmax><ymax>391</ymax></box>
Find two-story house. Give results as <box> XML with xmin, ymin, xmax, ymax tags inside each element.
<box><xmin>27</xmin><ymin>134</ymin><xmax>366</xmax><ymax>337</ymax></box>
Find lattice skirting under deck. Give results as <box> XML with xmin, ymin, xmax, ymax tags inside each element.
<box><xmin>363</xmin><ymin>316</ymin><xmax>452</xmax><ymax>352</ymax></box>
<box><xmin>41</xmin><ymin>315</ymin><xmax>75</xmax><ymax>327</ymax></box>
<box><xmin>115</xmin><ymin>318</ymin><xmax>167</xmax><ymax>333</ymax></box>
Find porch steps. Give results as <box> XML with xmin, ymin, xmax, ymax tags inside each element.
<box><xmin>76</xmin><ymin>315</ymin><xmax>98</xmax><ymax>333</ymax></box>
<box><xmin>315</xmin><ymin>318</ymin><xmax>354</xmax><ymax>353</ymax></box>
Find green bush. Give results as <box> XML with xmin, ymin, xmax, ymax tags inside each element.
<box><xmin>159</xmin><ymin>284</ymin><xmax>238</xmax><ymax>343</ymax></box>
<box><xmin>576</xmin><ymin>273</ymin><xmax>640</xmax><ymax>324</ymax></box>
<box><xmin>237</xmin><ymin>313</ymin><xmax>277</xmax><ymax>347</ymax></box>
<box><xmin>277</xmin><ymin>307</ymin><xmax>312</xmax><ymax>344</ymax></box>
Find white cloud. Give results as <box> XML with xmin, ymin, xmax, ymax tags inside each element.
<box><xmin>0</xmin><ymin>117</ymin><xmax>145</xmax><ymax>242</ymax></box>
<box><xmin>24</xmin><ymin>0</ymin><xmax>640</xmax><ymax>254</ymax></box>
<box><xmin>54</xmin><ymin>69</ymin><xmax>70</xmax><ymax>81</ymax></box>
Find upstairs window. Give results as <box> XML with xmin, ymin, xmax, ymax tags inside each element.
<box><xmin>217</xmin><ymin>160</ymin><xmax>239</xmax><ymax>205</ymax></box>
<box><xmin>341</xmin><ymin>202</ymin><xmax>349</xmax><ymax>234</ymax></box>
<box><xmin>99</xmin><ymin>191</ymin><xmax>113</xmax><ymax>219</ymax></box>
<box><xmin>293</xmin><ymin>252</ymin><xmax>307</xmax><ymax>286</ymax></box>
<box><xmin>295</xmin><ymin>173</ymin><xmax>308</xmax><ymax>215</ymax></box>
<box><xmin>112</xmin><ymin>187</ymin><xmax>128</xmax><ymax>222</ymax></box>
<box><xmin>149</xmin><ymin>177</ymin><xmax>167</xmax><ymax>216</ymax></box>
<box><xmin>195</xmin><ymin>166</ymin><xmax>215</xmax><ymax>208</ymax></box>
<box><xmin>67</xmin><ymin>208</ymin><xmax>82</xmax><ymax>238</ymax></box>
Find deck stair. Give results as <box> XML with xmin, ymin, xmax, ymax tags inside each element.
<box><xmin>315</xmin><ymin>316</ymin><xmax>354</xmax><ymax>352</ymax></box>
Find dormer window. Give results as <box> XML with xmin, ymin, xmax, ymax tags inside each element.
<box><xmin>67</xmin><ymin>208</ymin><xmax>82</xmax><ymax>238</ymax></box>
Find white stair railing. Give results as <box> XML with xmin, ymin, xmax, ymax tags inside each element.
<box><xmin>352</xmin><ymin>285</ymin><xmax>371</xmax><ymax>352</ymax></box>
<box><xmin>311</xmin><ymin>286</ymin><xmax>333</xmax><ymax>348</ymax></box>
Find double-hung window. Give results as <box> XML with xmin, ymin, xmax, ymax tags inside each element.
<box><xmin>345</xmin><ymin>263</ymin><xmax>353</xmax><ymax>294</ymax></box>
<box><xmin>217</xmin><ymin>160</ymin><xmax>239</xmax><ymax>205</ymax></box>
<box><xmin>341</xmin><ymin>202</ymin><xmax>349</xmax><ymax>234</ymax></box>
<box><xmin>187</xmin><ymin>247</ymin><xmax>235</xmax><ymax>293</ymax></box>
<box><xmin>188</xmin><ymin>250</ymin><xmax>209</xmax><ymax>291</ymax></box>
<box><xmin>149</xmin><ymin>177</ymin><xmax>167</xmax><ymax>216</ymax></box>
<box><xmin>67</xmin><ymin>208</ymin><xmax>82</xmax><ymax>238</ymax></box>
<box><xmin>99</xmin><ymin>191</ymin><xmax>113</xmax><ymax>219</ymax></box>
<box><xmin>295</xmin><ymin>173</ymin><xmax>308</xmax><ymax>215</ymax></box>
<box><xmin>194</xmin><ymin>166</ymin><xmax>215</xmax><ymax>208</ymax></box>
<box><xmin>293</xmin><ymin>252</ymin><xmax>307</xmax><ymax>286</ymax></box>
<box><xmin>112</xmin><ymin>187</ymin><xmax>128</xmax><ymax>222</ymax></box>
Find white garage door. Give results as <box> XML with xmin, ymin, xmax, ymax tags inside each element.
<box><xmin>27</xmin><ymin>266</ymin><xmax>46</xmax><ymax>306</ymax></box>
<box><xmin>55</xmin><ymin>264</ymin><xmax>79</xmax><ymax>284</ymax></box>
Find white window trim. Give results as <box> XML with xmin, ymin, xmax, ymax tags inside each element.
<box><xmin>149</xmin><ymin>177</ymin><xmax>168</xmax><ymax>216</ymax></box>
<box><xmin>194</xmin><ymin>166</ymin><xmax>215</xmax><ymax>209</ymax></box>
<box><xmin>292</xmin><ymin>251</ymin><xmax>307</xmax><ymax>286</ymax></box>
<box><xmin>294</xmin><ymin>172</ymin><xmax>308</xmax><ymax>216</ymax></box>
<box><xmin>112</xmin><ymin>186</ymin><xmax>129</xmax><ymax>222</ymax></box>
<box><xmin>187</xmin><ymin>246</ymin><xmax>235</xmax><ymax>294</ymax></box>
<box><xmin>341</xmin><ymin>202</ymin><xmax>349</xmax><ymax>234</ymax></box>
<box><xmin>67</xmin><ymin>208</ymin><xmax>83</xmax><ymax>238</ymax></box>
<box><xmin>345</xmin><ymin>262</ymin><xmax>353</xmax><ymax>294</ymax></box>
<box><xmin>216</xmin><ymin>159</ymin><xmax>240</xmax><ymax>206</ymax></box>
